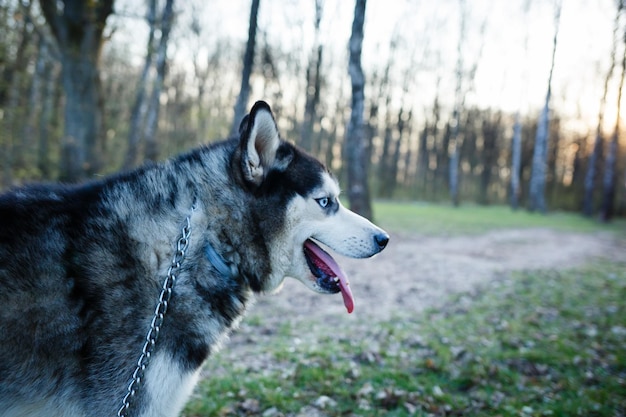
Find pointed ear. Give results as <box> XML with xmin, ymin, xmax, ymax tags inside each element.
<box><xmin>238</xmin><ymin>114</ymin><xmax>250</xmax><ymax>135</ymax></box>
<box><xmin>239</xmin><ymin>101</ymin><xmax>280</xmax><ymax>186</ymax></box>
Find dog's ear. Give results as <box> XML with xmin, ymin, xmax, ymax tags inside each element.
<box><xmin>238</xmin><ymin>114</ymin><xmax>250</xmax><ymax>135</ymax></box>
<box><xmin>239</xmin><ymin>101</ymin><xmax>280</xmax><ymax>186</ymax></box>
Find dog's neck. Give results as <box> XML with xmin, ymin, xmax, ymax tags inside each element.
<box><xmin>204</xmin><ymin>240</ymin><xmax>233</xmax><ymax>278</ymax></box>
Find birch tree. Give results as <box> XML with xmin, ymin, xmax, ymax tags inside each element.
<box><xmin>448</xmin><ymin>0</ymin><xmax>467</xmax><ymax>207</ymax></box>
<box><xmin>510</xmin><ymin>113</ymin><xmax>523</xmax><ymax>209</ymax></box>
<box><xmin>528</xmin><ymin>0</ymin><xmax>561</xmax><ymax>213</ymax></box>
<box><xmin>510</xmin><ymin>0</ymin><xmax>531</xmax><ymax>210</ymax></box>
<box><xmin>40</xmin><ymin>0</ymin><xmax>114</xmax><ymax>182</ymax></box>
<box><xmin>346</xmin><ymin>0</ymin><xmax>372</xmax><ymax>220</ymax></box>
<box><xmin>231</xmin><ymin>0</ymin><xmax>260</xmax><ymax>136</ymax></box>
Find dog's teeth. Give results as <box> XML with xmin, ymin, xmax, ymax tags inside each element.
<box><xmin>333</xmin><ymin>277</ymin><xmax>339</xmax><ymax>282</ymax></box>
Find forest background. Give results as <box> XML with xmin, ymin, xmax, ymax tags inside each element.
<box><xmin>1</xmin><ymin>0</ymin><xmax>625</xmax><ymax>220</ymax></box>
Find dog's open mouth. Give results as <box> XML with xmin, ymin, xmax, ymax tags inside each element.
<box><xmin>303</xmin><ymin>239</ymin><xmax>354</xmax><ymax>314</ymax></box>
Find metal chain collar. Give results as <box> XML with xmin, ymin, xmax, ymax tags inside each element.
<box><xmin>117</xmin><ymin>209</ymin><xmax>194</xmax><ymax>417</ymax></box>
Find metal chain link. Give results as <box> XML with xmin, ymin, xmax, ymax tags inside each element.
<box><xmin>117</xmin><ymin>210</ymin><xmax>193</xmax><ymax>417</ymax></box>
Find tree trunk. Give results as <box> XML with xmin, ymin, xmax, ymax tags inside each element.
<box><xmin>0</xmin><ymin>0</ymin><xmax>32</xmax><ymax>109</ymax></box>
<box><xmin>40</xmin><ymin>0</ymin><xmax>113</xmax><ymax>182</ymax></box>
<box><xmin>376</xmin><ymin>59</ymin><xmax>394</xmax><ymax>197</ymax></box>
<box><xmin>448</xmin><ymin>113</ymin><xmax>462</xmax><ymax>206</ymax></box>
<box><xmin>1</xmin><ymin>0</ymin><xmax>34</xmax><ymax>186</ymax></box>
<box><xmin>438</xmin><ymin>122</ymin><xmax>451</xmax><ymax>199</ymax></box>
<box><xmin>480</xmin><ymin>112</ymin><xmax>500</xmax><ymax>205</ymax></box>
<box><xmin>583</xmin><ymin>16</ymin><xmax>620</xmax><ymax>217</ymax></box>
<box><xmin>38</xmin><ymin>55</ymin><xmax>58</xmax><ymax>180</ymax></box>
<box><xmin>231</xmin><ymin>0</ymin><xmax>260</xmax><ymax>136</ymax></box>
<box><xmin>9</xmin><ymin>0</ymin><xmax>36</xmax><ymax>176</ymax></box>
<box><xmin>124</xmin><ymin>0</ymin><xmax>157</xmax><ymax>169</ymax></box>
<box><xmin>528</xmin><ymin>1</ymin><xmax>561</xmax><ymax>213</ymax></box>
<box><xmin>417</xmin><ymin>123</ymin><xmax>429</xmax><ymax>195</ymax></box>
<box><xmin>300</xmin><ymin>0</ymin><xmax>323</xmax><ymax>154</ymax></box>
<box><xmin>59</xmin><ymin>57</ymin><xmax>101</xmax><ymax>180</ymax></box>
<box><xmin>601</xmin><ymin>129</ymin><xmax>620</xmax><ymax>221</ymax></box>
<box><xmin>601</xmin><ymin>1</ymin><xmax>625</xmax><ymax>221</ymax></box>
<box><xmin>387</xmin><ymin>107</ymin><xmax>406</xmax><ymax>197</ymax></box>
<box><xmin>143</xmin><ymin>0</ymin><xmax>175</xmax><ymax>163</ymax></box>
<box><xmin>23</xmin><ymin>34</ymin><xmax>48</xmax><ymax>176</ymax></box>
<box><xmin>346</xmin><ymin>0</ymin><xmax>372</xmax><ymax>220</ymax></box>
<box><xmin>378</xmin><ymin>118</ymin><xmax>393</xmax><ymax>197</ymax></box>
<box><xmin>402</xmin><ymin>110</ymin><xmax>414</xmax><ymax>187</ymax></box>
<box><xmin>510</xmin><ymin>112</ymin><xmax>522</xmax><ymax>209</ymax></box>
<box><xmin>529</xmin><ymin>98</ymin><xmax>550</xmax><ymax>213</ymax></box>
<box><xmin>511</xmin><ymin>0</ymin><xmax>531</xmax><ymax>210</ymax></box>
<box><xmin>418</xmin><ymin>90</ymin><xmax>440</xmax><ymax>197</ymax></box>
<box><xmin>449</xmin><ymin>0</ymin><xmax>467</xmax><ymax>207</ymax></box>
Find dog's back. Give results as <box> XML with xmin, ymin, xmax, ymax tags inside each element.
<box><xmin>0</xmin><ymin>155</ymin><xmax>227</xmax><ymax>414</ymax></box>
<box><xmin>0</xmin><ymin>183</ymin><xmax>109</xmax><ymax>414</ymax></box>
<box><xmin>0</xmin><ymin>171</ymin><xmax>210</xmax><ymax>416</ymax></box>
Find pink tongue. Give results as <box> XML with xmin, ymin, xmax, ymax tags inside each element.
<box><xmin>304</xmin><ymin>240</ymin><xmax>355</xmax><ymax>313</ymax></box>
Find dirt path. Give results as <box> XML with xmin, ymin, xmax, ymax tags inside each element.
<box><xmin>255</xmin><ymin>228</ymin><xmax>624</xmax><ymax>320</ymax></box>
<box><xmin>224</xmin><ymin>228</ymin><xmax>625</xmax><ymax>352</ymax></box>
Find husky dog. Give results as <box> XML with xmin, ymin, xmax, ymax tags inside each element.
<box><xmin>0</xmin><ymin>101</ymin><xmax>388</xmax><ymax>417</ymax></box>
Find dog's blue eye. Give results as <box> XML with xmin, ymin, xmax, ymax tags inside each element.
<box><xmin>316</xmin><ymin>197</ymin><xmax>330</xmax><ymax>208</ymax></box>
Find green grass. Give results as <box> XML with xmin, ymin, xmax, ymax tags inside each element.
<box><xmin>185</xmin><ymin>262</ymin><xmax>626</xmax><ymax>417</ymax></box>
<box><xmin>418</xmin><ymin>263</ymin><xmax>626</xmax><ymax>416</ymax></box>
<box><xmin>372</xmin><ymin>201</ymin><xmax>626</xmax><ymax>236</ymax></box>
<box><xmin>183</xmin><ymin>202</ymin><xmax>626</xmax><ymax>416</ymax></box>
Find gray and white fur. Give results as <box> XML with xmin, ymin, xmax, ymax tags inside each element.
<box><xmin>0</xmin><ymin>101</ymin><xmax>388</xmax><ymax>417</ymax></box>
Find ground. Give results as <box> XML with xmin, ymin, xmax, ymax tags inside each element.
<box><xmin>211</xmin><ymin>228</ymin><xmax>626</xmax><ymax>374</ymax></box>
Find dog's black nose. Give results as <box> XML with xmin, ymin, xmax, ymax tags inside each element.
<box><xmin>374</xmin><ymin>232</ymin><xmax>389</xmax><ymax>251</ymax></box>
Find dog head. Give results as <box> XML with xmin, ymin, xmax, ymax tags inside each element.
<box><xmin>235</xmin><ymin>101</ymin><xmax>389</xmax><ymax>313</ymax></box>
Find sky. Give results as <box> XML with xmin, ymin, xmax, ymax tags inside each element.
<box><xmin>110</xmin><ymin>0</ymin><xmax>620</xmax><ymax>134</ymax></box>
